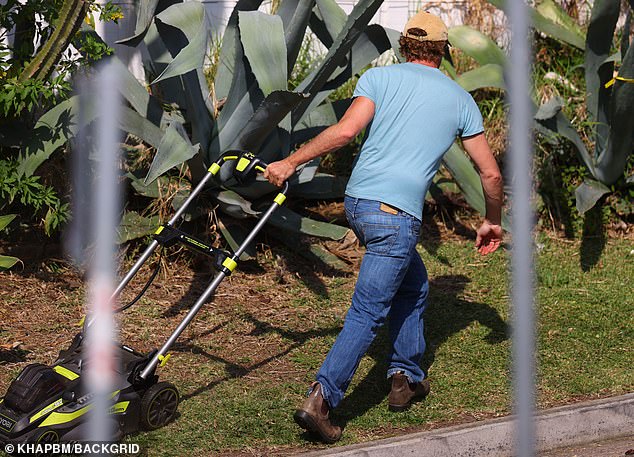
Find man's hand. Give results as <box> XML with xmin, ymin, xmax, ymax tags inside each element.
<box><xmin>476</xmin><ymin>220</ymin><xmax>503</xmax><ymax>255</ymax></box>
<box><xmin>264</xmin><ymin>158</ymin><xmax>295</xmax><ymax>187</ymax></box>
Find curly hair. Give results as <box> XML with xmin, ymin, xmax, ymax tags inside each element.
<box><xmin>398</xmin><ymin>30</ymin><xmax>447</xmax><ymax>66</ymax></box>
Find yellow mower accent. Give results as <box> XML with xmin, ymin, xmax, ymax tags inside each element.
<box><xmin>208</xmin><ymin>163</ymin><xmax>221</xmax><ymax>175</ymax></box>
<box><xmin>158</xmin><ymin>353</ymin><xmax>172</xmax><ymax>368</ymax></box>
<box><xmin>236</xmin><ymin>157</ymin><xmax>251</xmax><ymax>172</ymax></box>
<box><xmin>53</xmin><ymin>366</ymin><xmax>79</xmax><ymax>381</ymax></box>
<box><xmin>222</xmin><ymin>257</ymin><xmax>237</xmax><ymax>272</ymax></box>
<box><xmin>40</xmin><ymin>406</ymin><xmax>89</xmax><ymax>427</ymax></box>
<box><xmin>30</xmin><ymin>399</ymin><xmax>63</xmax><ymax>423</ymax></box>
<box><xmin>110</xmin><ymin>401</ymin><xmax>130</xmax><ymax>414</ymax></box>
<box><xmin>274</xmin><ymin>193</ymin><xmax>287</xmax><ymax>206</ymax></box>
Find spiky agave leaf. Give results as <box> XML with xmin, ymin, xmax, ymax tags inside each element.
<box><xmin>584</xmin><ymin>0</ymin><xmax>620</xmax><ymax>156</ymax></box>
<box><xmin>129</xmin><ymin>1</ymin><xmax>214</xmax><ymax>174</ymax></box>
<box><xmin>534</xmin><ymin>97</ymin><xmax>595</xmax><ymax>176</ymax></box>
<box><xmin>145</xmin><ymin>121</ymin><xmax>200</xmax><ymax>184</ymax></box>
<box><xmin>116</xmin><ymin>0</ymin><xmax>161</xmax><ymax>47</ymax></box>
<box><xmin>447</xmin><ymin>26</ymin><xmax>506</xmax><ymax>67</ymax></box>
<box><xmin>590</xmin><ymin>0</ymin><xmax>634</xmax><ymax>185</ymax></box>
<box><xmin>309</xmin><ymin>0</ymin><xmax>347</xmax><ymax>48</ymax></box>
<box><xmin>535</xmin><ymin>0</ymin><xmax>585</xmax><ymax>50</ymax></box>
<box><xmin>487</xmin><ymin>0</ymin><xmax>586</xmax><ymax>50</ymax></box>
<box><xmin>150</xmin><ymin>2</ymin><xmax>209</xmax><ymax>84</ymax></box>
<box><xmin>535</xmin><ymin>0</ymin><xmax>633</xmax><ymax>211</ymax></box>
<box><xmin>238</xmin><ymin>11</ymin><xmax>288</xmax><ymax>97</ymax></box>
<box><xmin>212</xmin><ymin>11</ymin><xmax>292</xmax><ymax>159</ymax></box>
<box><xmin>574</xmin><ymin>179</ymin><xmax>611</xmax><ymax>214</ymax></box>
<box><xmin>292</xmin><ymin>0</ymin><xmax>386</xmax><ymax>124</ymax></box>
<box><xmin>278</xmin><ymin>0</ymin><xmax>317</xmax><ymax>74</ymax></box>
<box><xmin>214</xmin><ymin>0</ymin><xmax>266</xmax><ymax>102</ymax></box>
<box><xmin>455</xmin><ymin>64</ymin><xmax>505</xmax><ymax>91</ymax></box>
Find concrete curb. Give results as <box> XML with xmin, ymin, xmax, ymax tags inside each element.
<box><xmin>298</xmin><ymin>393</ymin><xmax>634</xmax><ymax>457</ymax></box>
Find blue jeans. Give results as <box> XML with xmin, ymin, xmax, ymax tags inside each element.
<box><xmin>316</xmin><ymin>196</ymin><xmax>430</xmax><ymax>409</ymax></box>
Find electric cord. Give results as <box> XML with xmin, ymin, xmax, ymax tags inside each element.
<box><xmin>114</xmin><ymin>248</ymin><xmax>164</xmax><ymax>314</ymax></box>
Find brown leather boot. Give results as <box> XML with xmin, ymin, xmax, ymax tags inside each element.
<box><xmin>388</xmin><ymin>372</ymin><xmax>430</xmax><ymax>412</ymax></box>
<box><xmin>294</xmin><ymin>382</ymin><xmax>342</xmax><ymax>443</ymax></box>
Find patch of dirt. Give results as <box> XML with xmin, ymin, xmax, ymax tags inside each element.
<box><xmin>0</xmin><ymin>234</ymin><xmax>357</xmax><ymax>391</ymax></box>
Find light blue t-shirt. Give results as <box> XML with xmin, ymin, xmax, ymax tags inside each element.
<box><xmin>346</xmin><ymin>62</ymin><xmax>484</xmax><ymax>220</ymax></box>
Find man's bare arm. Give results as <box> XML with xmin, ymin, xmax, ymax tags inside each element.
<box><xmin>462</xmin><ymin>133</ymin><xmax>503</xmax><ymax>224</ymax></box>
<box><xmin>461</xmin><ymin>132</ymin><xmax>504</xmax><ymax>254</ymax></box>
<box><xmin>264</xmin><ymin>97</ymin><xmax>375</xmax><ymax>187</ymax></box>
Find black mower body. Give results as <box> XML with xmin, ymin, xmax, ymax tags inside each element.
<box><xmin>0</xmin><ymin>333</ymin><xmax>163</xmax><ymax>446</ymax></box>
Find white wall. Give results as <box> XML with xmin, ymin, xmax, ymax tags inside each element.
<box><xmin>94</xmin><ymin>1</ymin><xmax>145</xmax><ymax>81</ymax></box>
<box><xmin>198</xmin><ymin>0</ymin><xmax>234</xmax><ymax>39</ymax></box>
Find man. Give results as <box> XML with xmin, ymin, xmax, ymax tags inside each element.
<box><xmin>264</xmin><ymin>11</ymin><xmax>503</xmax><ymax>443</ymax></box>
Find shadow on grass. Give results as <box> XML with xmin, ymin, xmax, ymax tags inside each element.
<box><xmin>162</xmin><ymin>268</ymin><xmax>214</xmax><ymax>317</ymax></box>
<box><xmin>265</xmin><ymin>232</ymin><xmax>353</xmax><ymax>299</ymax></box>
<box><xmin>164</xmin><ymin>271</ymin><xmax>508</xmax><ymax>438</ymax></box>
<box><xmin>421</xmin><ymin>275</ymin><xmax>509</xmax><ymax>373</ymax></box>
<box><xmin>580</xmin><ymin>206</ymin><xmax>606</xmax><ymax>272</ymax></box>
<box><xmin>336</xmin><ymin>274</ymin><xmax>508</xmax><ymax>428</ymax></box>
<box><xmin>174</xmin><ymin>315</ymin><xmax>341</xmax><ymax>402</ymax></box>
<box><xmin>163</xmin><ymin>238</ymin><xmax>351</xmax><ymax>317</ymax></box>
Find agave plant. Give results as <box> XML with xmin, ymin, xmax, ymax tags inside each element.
<box><xmin>543</xmin><ymin>0</ymin><xmax>633</xmax><ymax>213</ymax></box>
<box><xmin>129</xmin><ymin>0</ymin><xmax>519</xmax><ymax>236</ymax></box>
<box><xmin>17</xmin><ymin>0</ymin><xmax>394</xmax><ymax>263</ymax></box>
<box><xmin>20</xmin><ymin>0</ymin><xmax>513</xmax><ymax>265</ymax></box>
<box><xmin>488</xmin><ymin>0</ymin><xmax>633</xmax><ymax>213</ymax></box>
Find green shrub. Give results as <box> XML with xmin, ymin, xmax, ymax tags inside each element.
<box><xmin>0</xmin><ymin>0</ymin><xmax>119</xmax><ymax>238</ymax></box>
<box><xmin>0</xmin><ymin>159</ymin><xmax>69</xmax><ymax>235</ymax></box>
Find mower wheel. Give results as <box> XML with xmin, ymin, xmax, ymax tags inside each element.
<box><xmin>140</xmin><ymin>381</ymin><xmax>179</xmax><ymax>430</ymax></box>
<box><xmin>32</xmin><ymin>429</ymin><xmax>60</xmax><ymax>456</ymax></box>
<box><xmin>36</xmin><ymin>429</ymin><xmax>60</xmax><ymax>444</ymax></box>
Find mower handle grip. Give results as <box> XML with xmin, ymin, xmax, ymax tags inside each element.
<box><xmin>210</xmin><ymin>150</ymin><xmax>289</xmax><ymax>195</ymax></box>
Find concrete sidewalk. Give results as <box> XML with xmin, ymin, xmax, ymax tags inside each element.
<box><xmin>540</xmin><ymin>434</ymin><xmax>633</xmax><ymax>457</ymax></box>
<box><xmin>299</xmin><ymin>393</ymin><xmax>634</xmax><ymax>457</ymax></box>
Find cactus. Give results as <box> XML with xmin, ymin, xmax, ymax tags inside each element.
<box><xmin>18</xmin><ymin>0</ymin><xmax>87</xmax><ymax>82</ymax></box>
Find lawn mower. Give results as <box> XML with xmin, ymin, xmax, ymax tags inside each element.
<box><xmin>0</xmin><ymin>151</ymin><xmax>288</xmax><ymax>447</ymax></box>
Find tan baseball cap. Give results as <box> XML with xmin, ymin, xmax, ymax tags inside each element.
<box><xmin>402</xmin><ymin>11</ymin><xmax>448</xmax><ymax>42</ymax></box>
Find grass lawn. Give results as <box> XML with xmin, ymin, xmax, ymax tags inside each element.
<box><xmin>1</xmin><ymin>234</ymin><xmax>632</xmax><ymax>456</ymax></box>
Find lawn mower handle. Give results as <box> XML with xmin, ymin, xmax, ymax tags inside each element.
<box><xmin>136</xmin><ymin>151</ymin><xmax>290</xmax><ymax>380</ymax></box>
<box><xmin>110</xmin><ymin>150</ymin><xmax>289</xmax><ymax>304</ymax></box>
<box><xmin>119</xmin><ymin>150</ymin><xmax>290</xmax><ymax>381</ymax></box>
<box><xmin>213</xmin><ymin>150</ymin><xmax>290</xmax><ymax>194</ymax></box>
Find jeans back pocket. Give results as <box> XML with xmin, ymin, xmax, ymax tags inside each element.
<box><xmin>360</xmin><ymin>221</ymin><xmax>400</xmax><ymax>255</ymax></box>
